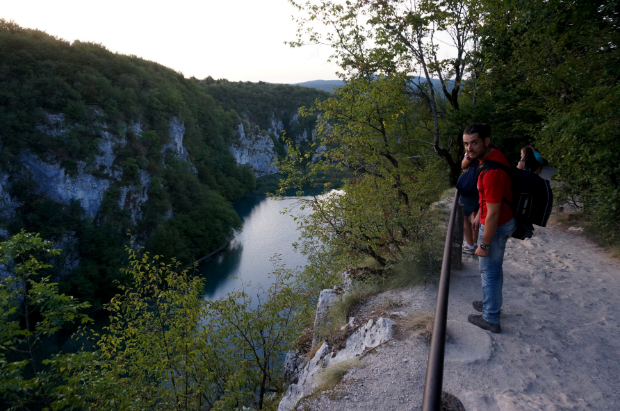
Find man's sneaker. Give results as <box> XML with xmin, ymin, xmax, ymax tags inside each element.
<box><xmin>472</xmin><ymin>300</ymin><xmax>483</xmax><ymax>312</ymax></box>
<box><xmin>472</xmin><ymin>301</ymin><xmax>502</xmax><ymax>315</ymax></box>
<box><xmin>467</xmin><ymin>314</ymin><xmax>501</xmax><ymax>333</ymax></box>
<box><xmin>463</xmin><ymin>246</ymin><xmax>475</xmax><ymax>255</ymax></box>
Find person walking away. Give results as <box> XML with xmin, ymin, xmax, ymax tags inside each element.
<box><xmin>517</xmin><ymin>146</ymin><xmax>541</xmax><ymax>174</ymax></box>
<box><xmin>462</xmin><ymin>123</ymin><xmax>516</xmax><ymax>333</ymax></box>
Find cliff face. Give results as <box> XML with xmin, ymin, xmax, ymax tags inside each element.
<box><xmin>230</xmin><ymin>123</ymin><xmax>278</xmax><ymax>176</ymax></box>
<box><xmin>229</xmin><ymin>113</ymin><xmax>317</xmax><ymax>177</ymax></box>
<box><xmin>11</xmin><ymin>113</ymin><xmax>188</xmax><ymax>221</ymax></box>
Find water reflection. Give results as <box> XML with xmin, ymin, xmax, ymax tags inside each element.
<box><xmin>198</xmin><ymin>195</ymin><xmax>309</xmax><ymax>301</ymax></box>
<box><xmin>200</xmin><ymin>241</ymin><xmax>244</xmax><ymax>299</ymax></box>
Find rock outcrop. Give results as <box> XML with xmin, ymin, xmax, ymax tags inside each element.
<box><xmin>9</xmin><ymin>114</ymin><xmax>192</xmax><ymax>221</ymax></box>
<box><xmin>19</xmin><ymin>152</ymin><xmax>113</xmax><ymax>218</ymax></box>
<box><xmin>0</xmin><ymin>173</ymin><xmax>19</xmax><ymax>219</ymax></box>
<box><xmin>230</xmin><ymin>123</ymin><xmax>278</xmax><ymax>176</ymax></box>
<box><xmin>279</xmin><ymin>285</ymin><xmax>396</xmax><ymax>411</ymax></box>
<box><xmin>162</xmin><ymin>117</ymin><xmax>189</xmax><ymax>162</ymax></box>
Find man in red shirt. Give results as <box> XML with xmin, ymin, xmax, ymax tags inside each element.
<box><xmin>462</xmin><ymin>123</ymin><xmax>516</xmax><ymax>333</ymax></box>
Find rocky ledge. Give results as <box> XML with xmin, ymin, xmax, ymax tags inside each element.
<box><xmin>278</xmin><ymin>287</ymin><xmax>396</xmax><ymax>411</ymax></box>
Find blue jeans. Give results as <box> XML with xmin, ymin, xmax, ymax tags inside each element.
<box><xmin>478</xmin><ymin>218</ymin><xmax>516</xmax><ymax>324</ymax></box>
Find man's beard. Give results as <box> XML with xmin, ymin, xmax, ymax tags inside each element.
<box><xmin>469</xmin><ymin>144</ymin><xmax>487</xmax><ymax>160</ymax></box>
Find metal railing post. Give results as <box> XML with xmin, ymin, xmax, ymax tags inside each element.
<box><xmin>421</xmin><ymin>190</ymin><xmax>461</xmax><ymax>411</ymax></box>
<box><xmin>451</xmin><ymin>203</ymin><xmax>464</xmax><ymax>270</ymax></box>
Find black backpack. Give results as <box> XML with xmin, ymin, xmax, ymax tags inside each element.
<box><xmin>478</xmin><ymin>160</ymin><xmax>553</xmax><ymax>240</ymax></box>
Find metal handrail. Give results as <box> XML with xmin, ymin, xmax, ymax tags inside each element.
<box><xmin>421</xmin><ymin>190</ymin><xmax>461</xmax><ymax>410</ymax></box>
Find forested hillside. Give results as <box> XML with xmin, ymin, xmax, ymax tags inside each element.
<box><xmin>202</xmin><ymin>78</ymin><xmax>328</xmax><ymax>156</ymax></box>
<box><xmin>0</xmin><ymin>20</ymin><xmax>327</xmax><ymax>307</ymax></box>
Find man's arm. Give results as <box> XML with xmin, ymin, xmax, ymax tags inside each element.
<box><xmin>475</xmin><ymin>202</ymin><xmax>501</xmax><ymax>257</ymax></box>
<box><xmin>462</xmin><ymin>155</ymin><xmax>472</xmax><ymax>170</ymax></box>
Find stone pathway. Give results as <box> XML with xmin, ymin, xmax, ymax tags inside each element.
<box><xmin>294</xmin><ymin>221</ymin><xmax>620</xmax><ymax>410</ymax></box>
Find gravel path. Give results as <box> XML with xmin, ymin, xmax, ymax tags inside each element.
<box><xmin>296</xmin><ymin>221</ymin><xmax>620</xmax><ymax>410</ymax></box>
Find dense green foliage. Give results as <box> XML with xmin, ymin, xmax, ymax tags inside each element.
<box><xmin>0</xmin><ymin>20</ymin><xmax>329</xmax><ymax>308</ymax></box>
<box><xmin>0</xmin><ymin>19</ymin><xmax>253</xmax><ymax>305</ymax></box>
<box><xmin>479</xmin><ymin>0</ymin><xmax>620</xmax><ymax>239</ymax></box>
<box><xmin>0</xmin><ymin>232</ymin><xmax>91</xmax><ymax>410</ymax></box>
<box><xmin>288</xmin><ymin>0</ymin><xmax>620</xmax><ymax>239</ymax></box>
<box><xmin>288</xmin><ymin>0</ymin><xmax>488</xmax><ymax>185</ymax></box>
<box><xmin>2</xmin><ymin>0</ymin><xmax>619</xmax><ymax>409</ymax></box>
<box><xmin>202</xmin><ymin>78</ymin><xmax>329</xmax><ymax>149</ymax></box>
<box><xmin>0</xmin><ymin>234</ymin><xmax>312</xmax><ymax>410</ymax></box>
<box><xmin>278</xmin><ymin>75</ymin><xmax>447</xmax><ymax>269</ymax></box>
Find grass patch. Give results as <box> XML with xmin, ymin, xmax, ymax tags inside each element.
<box><xmin>400</xmin><ymin>311</ymin><xmax>435</xmax><ymax>342</ymax></box>
<box><xmin>330</xmin><ymin>284</ymin><xmax>380</xmax><ymax>326</ymax></box>
<box><xmin>439</xmin><ymin>187</ymin><xmax>456</xmax><ymax>200</ymax></box>
<box><xmin>306</xmin><ymin>342</ymin><xmax>324</xmax><ymax>362</ymax></box>
<box><xmin>357</xmin><ymin>256</ymin><xmax>383</xmax><ymax>269</ymax></box>
<box><xmin>295</xmin><ymin>327</ymin><xmax>314</xmax><ymax>355</ymax></box>
<box><xmin>386</xmin><ymin>236</ymin><xmax>444</xmax><ymax>289</ymax></box>
<box><xmin>317</xmin><ymin>358</ymin><xmax>362</xmax><ymax>391</ymax></box>
<box><xmin>314</xmin><ymin>283</ymin><xmax>380</xmax><ymax>343</ymax></box>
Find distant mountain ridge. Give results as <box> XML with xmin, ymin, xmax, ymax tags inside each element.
<box><xmin>293</xmin><ymin>77</ymin><xmax>453</xmax><ymax>93</ymax></box>
<box><xmin>293</xmin><ymin>80</ymin><xmax>344</xmax><ymax>92</ymax></box>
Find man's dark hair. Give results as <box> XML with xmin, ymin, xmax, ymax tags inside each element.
<box><xmin>464</xmin><ymin>123</ymin><xmax>491</xmax><ymax>140</ymax></box>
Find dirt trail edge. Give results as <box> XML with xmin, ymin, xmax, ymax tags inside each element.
<box><xmin>296</xmin><ymin>221</ymin><xmax>620</xmax><ymax>410</ymax></box>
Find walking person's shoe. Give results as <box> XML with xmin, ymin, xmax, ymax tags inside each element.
<box><xmin>467</xmin><ymin>314</ymin><xmax>501</xmax><ymax>333</ymax></box>
<box><xmin>462</xmin><ymin>245</ymin><xmax>476</xmax><ymax>255</ymax></box>
<box><xmin>472</xmin><ymin>300</ymin><xmax>501</xmax><ymax>315</ymax></box>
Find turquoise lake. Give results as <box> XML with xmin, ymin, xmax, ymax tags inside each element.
<box><xmin>198</xmin><ymin>195</ymin><xmax>310</xmax><ymax>301</ymax></box>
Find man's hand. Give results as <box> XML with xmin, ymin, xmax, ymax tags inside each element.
<box><xmin>472</xmin><ymin>212</ymin><xmax>481</xmax><ymax>232</ymax></box>
<box><xmin>475</xmin><ymin>246</ymin><xmax>489</xmax><ymax>257</ymax></box>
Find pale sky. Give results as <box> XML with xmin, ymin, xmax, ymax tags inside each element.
<box><xmin>1</xmin><ymin>0</ymin><xmax>340</xmax><ymax>83</ymax></box>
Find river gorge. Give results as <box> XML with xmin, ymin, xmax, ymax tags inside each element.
<box><xmin>198</xmin><ymin>194</ymin><xmax>310</xmax><ymax>301</ymax></box>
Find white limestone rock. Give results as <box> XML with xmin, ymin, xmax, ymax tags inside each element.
<box><xmin>95</xmin><ymin>129</ymin><xmax>124</xmax><ymax>179</ymax></box>
<box><xmin>118</xmin><ymin>170</ymin><xmax>151</xmax><ymax>224</ymax></box>
<box><xmin>37</xmin><ymin>113</ymin><xmax>68</xmax><ymax>138</ymax></box>
<box><xmin>16</xmin><ymin>116</ymin><xmax>188</xmax><ymax>221</ymax></box>
<box><xmin>162</xmin><ymin>117</ymin><xmax>189</xmax><ymax>162</ymax></box>
<box><xmin>283</xmin><ymin>349</ymin><xmax>305</xmax><ymax>386</ymax></box>
<box><xmin>268</xmin><ymin>115</ymin><xmax>285</xmax><ymax>136</ymax></box>
<box><xmin>330</xmin><ymin>318</ymin><xmax>395</xmax><ymax>364</ymax></box>
<box><xmin>230</xmin><ymin>123</ymin><xmax>278</xmax><ymax>176</ymax></box>
<box><xmin>278</xmin><ymin>342</ymin><xmax>330</xmax><ymax>411</ymax></box>
<box><xmin>19</xmin><ymin>152</ymin><xmax>111</xmax><ymax>218</ymax></box>
<box><xmin>279</xmin><ymin>317</ymin><xmax>395</xmax><ymax>411</ymax></box>
<box><xmin>311</xmin><ymin>288</ymin><xmax>343</xmax><ymax>349</ymax></box>
<box><xmin>0</xmin><ymin>173</ymin><xmax>20</xmax><ymax>219</ymax></box>
<box><xmin>444</xmin><ymin>320</ymin><xmax>492</xmax><ymax>364</ymax></box>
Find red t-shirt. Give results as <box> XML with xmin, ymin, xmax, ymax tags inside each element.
<box><xmin>477</xmin><ymin>149</ymin><xmax>513</xmax><ymax>225</ymax></box>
